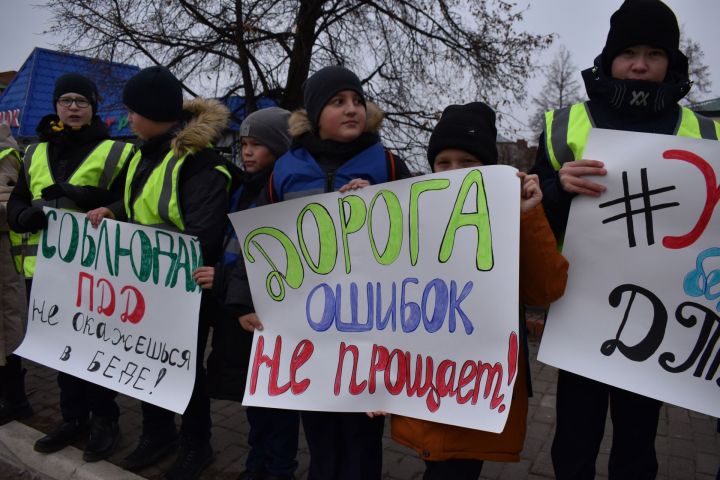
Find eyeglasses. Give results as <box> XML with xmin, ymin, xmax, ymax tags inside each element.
<box><xmin>57</xmin><ymin>97</ymin><xmax>91</xmax><ymax>109</ymax></box>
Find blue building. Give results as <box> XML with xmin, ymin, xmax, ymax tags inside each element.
<box><xmin>0</xmin><ymin>48</ymin><xmax>140</xmax><ymax>139</ymax></box>
<box><xmin>0</xmin><ymin>47</ymin><xmax>282</xmax><ymax>166</ymax></box>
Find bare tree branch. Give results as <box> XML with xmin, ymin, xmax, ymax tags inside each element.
<box><xmin>46</xmin><ymin>0</ymin><xmax>552</xmax><ymax>170</ymax></box>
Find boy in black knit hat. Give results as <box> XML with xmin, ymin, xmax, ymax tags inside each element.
<box><xmin>531</xmin><ymin>1</ymin><xmax>720</xmax><ymax>479</ymax></box>
<box><xmin>392</xmin><ymin>102</ymin><xmax>568</xmax><ymax>480</ymax></box>
<box><xmin>88</xmin><ymin>65</ymin><xmax>232</xmax><ymax>480</ymax></box>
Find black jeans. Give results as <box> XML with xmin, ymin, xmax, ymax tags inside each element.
<box><xmin>246</xmin><ymin>406</ymin><xmax>299</xmax><ymax>476</ymax></box>
<box><xmin>302</xmin><ymin>411</ymin><xmax>385</xmax><ymax>480</ymax></box>
<box><xmin>0</xmin><ymin>354</ymin><xmax>27</xmax><ymax>403</ymax></box>
<box><xmin>58</xmin><ymin>371</ymin><xmax>119</xmax><ymax>421</ymax></box>
<box><xmin>552</xmin><ymin>370</ymin><xmax>662</xmax><ymax>480</ymax></box>
<box><xmin>140</xmin><ymin>305</ymin><xmax>212</xmax><ymax>443</ymax></box>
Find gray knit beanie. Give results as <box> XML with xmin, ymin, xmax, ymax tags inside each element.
<box><xmin>239</xmin><ymin>107</ymin><xmax>292</xmax><ymax>158</ymax></box>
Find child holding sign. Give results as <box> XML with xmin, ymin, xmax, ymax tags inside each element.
<box><xmin>195</xmin><ymin>107</ymin><xmax>301</xmax><ymax>480</ymax></box>
<box><xmin>88</xmin><ymin>66</ymin><xmax>232</xmax><ymax>480</ymax></box>
<box><xmin>390</xmin><ymin>102</ymin><xmax>568</xmax><ymax>479</ymax></box>
<box><xmin>234</xmin><ymin>65</ymin><xmax>411</xmax><ymax>480</ymax></box>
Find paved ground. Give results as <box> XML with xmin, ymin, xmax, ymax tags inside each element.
<box><xmin>3</xmin><ymin>338</ymin><xmax>719</xmax><ymax>480</ymax></box>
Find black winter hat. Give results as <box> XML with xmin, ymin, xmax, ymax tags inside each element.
<box><xmin>601</xmin><ymin>0</ymin><xmax>680</xmax><ymax>73</ymax></box>
<box><xmin>427</xmin><ymin>102</ymin><xmax>498</xmax><ymax>171</ymax></box>
<box><xmin>53</xmin><ymin>73</ymin><xmax>99</xmax><ymax>114</ymax></box>
<box><xmin>123</xmin><ymin>66</ymin><xmax>183</xmax><ymax>122</ymax></box>
<box><xmin>304</xmin><ymin>66</ymin><xmax>365</xmax><ymax>128</ymax></box>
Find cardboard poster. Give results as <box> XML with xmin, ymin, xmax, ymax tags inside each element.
<box><xmin>539</xmin><ymin>128</ymin><xmax>720</xmax><ymax>417</ymax></box>
<box><xmin>15</xmin><ymin>209</ymin><xmax>202</xmax><ymax>414</ymax></box>
<box><xmin>231</xmin><ymin>166</ymin><xmax>520</xmax><ymax>432</ymax></box>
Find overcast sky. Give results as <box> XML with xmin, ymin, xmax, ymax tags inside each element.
<box><xmin>2</xmin><ymin>0</ymin><xmax>718</xmax><ymax>140</ymax></box>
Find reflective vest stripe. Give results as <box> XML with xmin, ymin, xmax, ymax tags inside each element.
<box><xmin>158</xmin><ymin>154</ymin><xmax>182</xmax><ymax>229</ymax></box>
<box><xmin>547</xmin><ymin>108</ymin><xmax>569</xmax><ymax>171</ymax></box>
<box><xmin>546</xmin><ymin>103</ymin><xmax>595</xmax><ymax>171</ymax></box>
<box><xmin>99</xmin><ymin>141</ymin><xmax>132</xmax><ymax>188</ymax></box>
<box><xmin>10</xmin><ymin>243</ymin><xmax>37</xmax><ymax>257</ymax></box>
<box><xmin>8</xmin><ymin>230</ymin><xmax>34</xmax><ymax>277</ymax></box>
<box><xmin>22</xmin><ymin>144</ymin><xmax>39</xmax><ymax>186</ymax></box>
<box><xmin>143</xmin><ymin>223</ymin><xmax>182</xmax><ymax>233</ymax></box>
<box><xmin>223</xmin><ymin>237</ymin><xmax>241</xmax><ymax>263</ymax></box>
<box><xmin>545</xmin><ymin>103</ymin><xmax>720</xmax><ymax>171</ymax></box>
<box><xmin>0</xmin><ymin>148</ymin><xmax>20</xmax><ymax>161</ymax></box>
<box><xmin>25</xmin><ymin>140</ymin><xmax>131</xmax><ymax>198</ymax></box>
<box><xmin>126</xmin><ymin>149</ymin><xmax>231</xmax><ymax>232</ymax></box>
<box><xmin>677</xmin><ymin>107</ymin><xmax>720</xmax><ymax>141</ymax></box>
<box><xmin>13</xmin><ymin>140</ymin><xmax>132</xmax><ymax>278</ymax></box>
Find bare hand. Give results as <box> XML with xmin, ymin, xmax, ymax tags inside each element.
<box><xmin>366</xmin><ymin>411</ymin><xmax>388</xmax><ymax>418</ymax></box>
<box><xmin>558</xmin><ymin>159</ymin><xmax>607</xmax><ymax>197</ymax></box>
<box><xmin>86</xmin><ymin>207</ymin><xmax>114</xmax><ymax>228</ymax></box>
<box><xmin>338</xmin><ymin>178</ymin><xmax>370</xmax><ymax>193</ymax></box>
<box><xmin>239</xmin><ymin>313</ymin><xmax>264</xmax><ymax>332</ymax></box>
<box><xmin>192</xmin><ymin>266</ymin><xmax>215</xmax><ymax>289</ymax></box>
<box><xmin>518</xmin><ymin>172</ymin><xmax>542</xmax><ymax>213</ymax></box>
<box><xmin>526</xmin><ymin>312</ymin><xmax>545</xmax><ymax>340</ymax></box>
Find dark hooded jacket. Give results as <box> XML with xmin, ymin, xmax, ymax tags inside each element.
<box><xmin>530</xmin><ymin>52</ymin><xmax>692</xmax><ymax>237</ymax></box>
<box><xmin>116</xmin><ymin>98</ymin><xmax>232</xmax><ymax>266</ymax></box>
<box><xmin>206</xmin><ymin>166</ymin><xmax>269</xmax><ymax>401</ymax></box>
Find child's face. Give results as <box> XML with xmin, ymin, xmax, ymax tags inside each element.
<box><xmin>56</xmin><ymin>92</ymin><xmax>93</xmax><ymax>128</ymax></box>
<box><xmin>126</xmin><ymin>109</ymin><xmax>173</xmax><ymax>140</ymax></box>
<box><xmin>241</xmin><ymin>137</ymin><xmax>276</xmax><ymax>174</ymax></box>
<box><xmin>318</xmin><ymin>90</ymin><xmax>366</xmax><ymax>142</ymax></box>
<box><xmin>433</xmin><ymin>149</ymin><xmax>484</xmax><ymax>172</ymax></box>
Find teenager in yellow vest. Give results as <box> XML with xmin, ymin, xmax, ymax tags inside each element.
<box><xmin>88</xmin><ymin>66</ymin><xmax>231</xmax><ymax>480</ymax></box>
<box><xmin>7</xmin><ymin>73</ymin><xmax>133</xmax><ymax>462</ymax></box>
<box><xmin>531</xmin><ymin>2</ymin><xmax>720</xmax><ymax>479</ymax></box>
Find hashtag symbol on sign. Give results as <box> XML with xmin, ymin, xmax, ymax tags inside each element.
<box><xmin>598</xmin><ymin>168</ymin><xmax>679</xmax><ymax>248</ymax></box>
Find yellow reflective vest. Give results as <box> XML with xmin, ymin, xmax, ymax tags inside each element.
<box><xmin>544</xmin><ymin>102</ymin><xmax>720</xmax><ymax>171</ymax></box>
<box><xmin>10</xmin><ymin>140</ymin><xmax>133</xmax><ymax>277</ymax></box>
<box><xmin>124</xmin><ymin>148</ymin><xmax>231</xmax><ymax>231</ymax></box>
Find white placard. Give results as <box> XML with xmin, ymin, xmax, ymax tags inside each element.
<box><xmin>539</xmin><ymin>128</ymin><xmax>720</xmax><ymax>417</ymax></box>
<box><xmin>232</xmin><ymin>166</ymin><xmax>520</xmax><ymax>433</ymax></box>
<box><xmin>15</xmin><ymin>209</ymin><xmax>202</xmax><ymax>414</ymax></box>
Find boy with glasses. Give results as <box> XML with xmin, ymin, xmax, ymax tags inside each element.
<box><xmin>7</xmin><ymin>72</ymin><xmax>134</xmax><ymax>461</ymax></box>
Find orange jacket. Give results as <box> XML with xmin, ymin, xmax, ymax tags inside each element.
<box><xmin>391</xmin><ymin>203</ymin><xmax>568</xmax><ymax>462</ymax></box>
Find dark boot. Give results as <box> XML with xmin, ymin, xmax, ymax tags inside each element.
<box><xmin>0</xmin><ymin>358</ymin><xmax>33</xmax><ymax>425</ymax></box>
<box><xmin>165</xmin><ymin>439</ymin><xmax>214</xmax><ymax>480</ymax></box>
<box><xmin>0</xmin><ymin>396</ymin><xmax>33</xmax><ymax>426</ymax></box>
<box><xmin>122</xmin><ymin>432</ymin><xmax>179</xmax><ymax>470</ymax></box>
<box><xmin>83</xmin><ymin>415</ymin><xmax>120</xmax><ymax>462</ymax></box>
<box><xmin>34</xmin><ymin>418</ymin><xmax>89</xmax><ymax>453</ymax></box>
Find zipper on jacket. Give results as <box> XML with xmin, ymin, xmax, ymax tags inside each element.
<box><xmin>325</xmin><ymin>171</ymin><xmax>336</xmax><ymax>193</ymax></box>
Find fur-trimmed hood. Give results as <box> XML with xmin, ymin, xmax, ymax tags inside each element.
<box><xmin>288</xmin><ymin>101</ymin><xmax>384</xmax><ymax>138</ymax></box>
<box><xmin>171</xmin><ymin>98</ymin><xmax>230</xmax><ymax>156</ymax></box>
